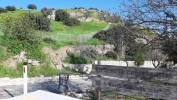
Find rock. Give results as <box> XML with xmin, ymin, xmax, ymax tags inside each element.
<box><xmin>32</xmin><ymin>60</ymin><xmax>40</xmax><ymax>66</ymax></box>
<box><xmin>40</xmin><ymin>75</ymin><xmax>44</xmax><ymax>77</ymax></box>
<box><xmin>28</xmin><ymin>59</ymin><xmax>32</xmax><ymax>64</ymax></box>
<box><xmin>19</xmin><ymin>51</ymin><xmax>26</xmax><ymax>60</ymax></box>
<box><xmin>72</xmin><ymin>92</ymin><xmax>84</xmax><ymax>98</ymax></box>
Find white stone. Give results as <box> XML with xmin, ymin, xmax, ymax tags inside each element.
<box><xmin>32</xmin><ymin>60</ymin><xmax>40</xmax><ymax>66</ymax></box>
<box><xmin>28</xmin><ymin>59</ymin><xmax>32</xmax><ymax>64</ymax></box>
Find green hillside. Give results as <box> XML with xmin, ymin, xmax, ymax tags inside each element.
<box><xmin>0</xmin><ymin>8</ymin><xmax>108</xmax><ymax>77</ymax></box>
<box><xmin>0</xmin><ymin>9</ymin><xmax>107</xmax><ymax>48</ymax></box>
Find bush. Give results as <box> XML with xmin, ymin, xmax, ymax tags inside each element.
<box><xmin>2</xmin><ymin>15</ymin><xmax>41</xmax><ymax>44</ymax></box>
<box><xmin>39</xmin><ymin>63</ymin><xmax>58</xmax><ymax>77</ymax></box>
<box><xmin>63</xmin><ymin>18</ymin><xmax>80</xmax><ymax>26</ymax></box>
<box><xmin>27</xmin><ymin>4</ymin><xmax>37</xmax><ymax>10</ymax></box>
<box><xmin>0</xmin><ymin>7</ymin><xmax>7</xmax><ymax>13</ymax></box>
<box><xmin>28</xmin><ymin>13</ymin><xmax>51</xmax><ymax>31</ymax></box>
<box><xmin>65</xmin><ymin>53</ymin><xmax>91</xmax><ymax>64</ymax></box>
<box><xmin>55</xmin><ymin>9</ymin><xmax>70</xmax><ymax>21</ymax></box>
<box><xmin>133</xmin><ymin>53</ymin><xmax>144</xmax><ymax>67</ymax></box>
<box><xmin>41</xmin><ymin>7</ymin><xmax>53</xmax><ymax>17</ymax></box>
<box><xmin>80</xmin><ymin>48</ymin><xmax>99</xmax><ymax>60</ymax></box>
<box><xmin>5</xmin><ymin>6</ymin><xmax>16</xmax><ymax>11</ymax></box>
<box><xmin>104</xmin><ymin>51</ymin><xmax>117</xmax><ymax>59</ymax></box>
<box><xmin>43</xmin><ymin>37</ymin><xmax>56</xmax><ymax>43</ymax></box>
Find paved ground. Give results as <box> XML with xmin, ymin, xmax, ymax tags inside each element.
<box><xmin>0</xmin><ymin>78</ymin><xmax>92</xmax><ymax>99</ymax></box>
<box><xmin>0</xmin><ymin>81</ymin><xmax>59</xmax><ymax>99</ymax></box>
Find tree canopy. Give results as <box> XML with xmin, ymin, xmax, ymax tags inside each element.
<box><xmin>124</xmin><ymin>0</ymin><xmax>177</xmax><ymax>64</ymax></box>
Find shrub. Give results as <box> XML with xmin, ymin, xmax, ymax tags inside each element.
<box><xmin>63</xmin><ymin>18</ymin><xmax>80</xmax><ymax>26</ymax></box>
<box><xmin>39</xmin><ymin>63</ymin><xmax>58</xmax><ymax>77</ymax></box>
<box><xmin>28</xmin><ymin>13</ymin><xmax>51</xmax><ymax>31</ymax></box>
<box><xmin>5</xmin><ymin>6</ymin><xmax>16</xmax><ymax>11</ymax></box>
<box><xmin>65</xmin><ymin>53</ymin><xmax>91</xmax><ymax>64</ymax></box>
<box><xmin>27</xmin><ymin>4</ymin><xmax>37</xmax><ymax>10</ymax></box>
<box><xmin>55</xmin><ymin>9</ymin><xmax>70</xmax><ymax>21</ymax></box>
<box><xmin>2</xmin><ymin>15</ymin><xmax>41</xmax><ymax>44</ymax></box>
<box><xmin>0</xmin><ymin>7</ymin><xmax>7</xmax><ymax>13</ymax></box>
<box><xmin>41</xmin><ymin>7</ymin><xmax>53</xmax><ymax>17</ymax></box>
<box><xmin>133</xmin><ymin>53</ymin><xmax>144</xmax><ymax>67</ymax></box>
<box><xmin>104</xmin><ymin>51</ymin><xmax>117</xmax><ymax>59</ymax></box>
<box><xmin>43</xmin><ymin>37</ymin><xmax>56</xmax><ymax>43</ymax></box>
<box><xmin>80</xmin><ymin>48</ymin><xmax>99</xmax><ymax>60</ymax></box>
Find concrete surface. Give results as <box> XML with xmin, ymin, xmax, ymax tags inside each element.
<box><xmin>3</xmin><ymin>90</ymin><xmax>80</xmax><ymax>100</ymax></box>
<box><xmin>0</xmin><ymin>76</ymin><xmax>92</xmax><ymax>99</ymax></box>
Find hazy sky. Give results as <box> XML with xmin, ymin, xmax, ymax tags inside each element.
<box><xmin>0</xmin><ymin>0</ymin><xmax>125</xmax><ymax>12</ymax></box>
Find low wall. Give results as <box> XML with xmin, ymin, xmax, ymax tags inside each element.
<box><xmin>62</xmin><ymin>61</ymin><xmax>158</xmax><ymax>74</ymax></box>
<box><xmin>94</xmin><ymin>61</ymin><xmax>158</xmax><ymax>68</ymax></box>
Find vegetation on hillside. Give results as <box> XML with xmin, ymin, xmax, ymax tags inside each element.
<box><xmin>0</xmin><ymin>6</ymin><xmax>109</xmax><ymax>77</ymax></box>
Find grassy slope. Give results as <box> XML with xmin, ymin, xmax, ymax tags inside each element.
<box><xmin>50</xmin><ymin>20</ymin><xmax>107</xmax><ymax>34</ymax></box>
<box><xmin>0</xmin><ymin>9</ymin><xmax>107</xmax><ymax>49</ymax></box>
<box><xmin>0</xmin><ymin>9</ymin><xmax>106</xmax><ymax>77</ymax></box>
<box><xmin>0</xmin><ymin>9</ymin><xmax>41</xmax><ymax>19</ymax></box>
<box><xmin>42</xmin><ymin>19</ymin><xmax>107</xmax><ymax>49</ymax></box>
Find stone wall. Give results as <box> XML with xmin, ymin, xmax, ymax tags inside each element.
<box><xmin>94</xmin><ymin>60</ymin><xmax>159</xmax><ymax>68</ymax></box>
<box><xmin>62</xmin><ymin>61</ymin><xmax>158</xmax><ymax>74</ymax></box>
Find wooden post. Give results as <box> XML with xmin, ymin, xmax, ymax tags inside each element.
<box><xmin>97</xmin><ymin>60</ymin><xmax>101</xmax><ymax>100</ymax></box>
<box><xmin>97</xmin><ymin>88</ymin><xmax>101</xmax><ymax>100</ymax></box>
<box><xmin>65</xmin><ymin>74</ymin><xmax>70</xmax><ymax>95</ymax></box>
<box><xmin>58</xmin><ymin>73</ymin><xmax>61</xmax><ymax>93</ymax></box>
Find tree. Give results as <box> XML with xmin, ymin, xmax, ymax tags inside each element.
<box><xmin>93</xmin><ymin>24</ymin><xmax>136</xmax><ymax>60</ymax></box>
<box><xmin>0</xmin><ymin>7</ymin><xmax>7</xmax><ymax>13</ymax></box>
<box><xmin>162</xmin><ymin>39</ymin><xmax>177</xmax><ymax>64</ymax></box>
<box><xmin>98</xmin><ymin>10</ymin><xmax>110</xmax><ymax>22</ymax></box>
<box><xmin>55</xmin><ymin>9</ymin><xmax>70</xmax><ymax>21</ymax></box>
<box><xmin>27</xmin><ymin>4</ymin><xmax>37</xmax><ymax>10</ymax></box>
<box><xmin>41</xmin><ymin>7</ymin><xmax>53</xmax><ymax>17</ymax></box>
<box><xmin>28</xmin><ymin>13</ymin><xmax>51</xmax><ymax>31</ymax></box>
<box><xmin>146</xmin><ymin>37</ymin><xmax>166</xmax><ymax>68</ymax></box>
<box><xmin>109</xmin><ymin>12</ymin><xmax>121</xmax><ymax>23</ymax></box>
<box><xmin>123</xmin><ymin>0</ymin><xmax>177</xmax><ymax>64</ymax></box>
<box><xmin>5</xmin><ymin>6</ymin><xmax>16</xmax><ymax>11</ymax></box>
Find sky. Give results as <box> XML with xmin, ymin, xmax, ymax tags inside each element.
<box><xmin>0</xmin><ymin>0</ymin><xmax>125</xmax><ymax>12</ymax></box>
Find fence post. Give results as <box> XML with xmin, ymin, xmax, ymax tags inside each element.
<box><xmin>97</xmin><ymin>88</ymin><xmax>101</xmax><ymax>100</ymax></box>
<box><xmin>23</xmin><ymin>61</ymin><xmax>28</xmax><ymax>94</ymax></box>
